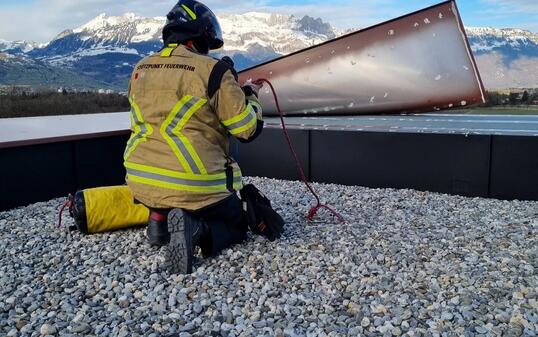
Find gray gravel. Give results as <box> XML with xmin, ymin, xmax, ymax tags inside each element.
<box><xmin>1</xmin><ymin>177</ymin><xmax>537</xmax><ymax>337</ymax></box>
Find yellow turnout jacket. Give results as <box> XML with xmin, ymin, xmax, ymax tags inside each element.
<box><xmin>124</xmin><ymin>44</ymin><xmax>262</xmax><ymax>210</ymax></box>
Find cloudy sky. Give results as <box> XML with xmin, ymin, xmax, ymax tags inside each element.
<box><xmin>0</xmin><ymin>0</ymin><xmax>537</xmax><ymax>42</ymax></box>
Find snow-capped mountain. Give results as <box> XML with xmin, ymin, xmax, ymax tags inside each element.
<box><xmin>0</xmin><ymin>39</ymin><xmax>41</xmax><ymax>54</ymax></box>
<box><xmin>219</xmin><ymin>12</ymin><xmax>338</xmax><ymax>54</ymax></box>
<box><xmin>2</xmin><ymin>13</ymin><xmax>537</xmax><ymax>89</ymax></box>
<box><xmin>467</xmin><ymin>27</ymin><xmax>538</xmax><ymax>58</ymax></box>
<box><xmin>24</xmin><ymin>12</ymin><xmax>339</xmax><ymax>87</ymax></box>
<box><xmin>466</xmin><ymin>27</ymin><xmax>538</xmax><ymax>88</ymax></box>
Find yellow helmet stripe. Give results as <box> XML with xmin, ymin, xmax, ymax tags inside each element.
<box><xmin>181</xmin><ymin>4</ymin><xmax>197</xmax><ymax>20</ymax></box>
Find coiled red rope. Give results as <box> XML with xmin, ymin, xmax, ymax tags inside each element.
<box><xmin>253</xmin><ymin>79</ymin><xmax>346</xmax><ymax>224</ymax></box>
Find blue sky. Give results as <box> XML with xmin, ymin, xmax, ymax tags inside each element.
<box><xmin>0</xmin><ymin>0</ymin><xmax>536</xmax><ymax>42</ymax></box>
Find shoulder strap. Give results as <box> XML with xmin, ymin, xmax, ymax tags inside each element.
<box><xmin>160</xmin><ymin>43</ymin><xmax>179</xmax><ymax>57</ymax></box>
<box><xmin>208</xmin><ymin>60</ymin><xmax>238</xmax><ymax>99</ymax></box>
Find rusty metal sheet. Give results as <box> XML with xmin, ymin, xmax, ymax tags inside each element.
<box><xmin>238</xmin><ymin>0</ymin><xmax>486</xmax><ymax>116</ymax></box>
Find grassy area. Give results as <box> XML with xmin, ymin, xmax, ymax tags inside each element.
<box><xmin>460</xmin><ymin>106</ymin><xmax>538</xmax><ymax>115</ymax></box>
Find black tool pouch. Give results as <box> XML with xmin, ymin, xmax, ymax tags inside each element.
<box><xmin>239</xmin><ymin>184</ymin><xmax>284</xmax><ymax>241</ymax></box>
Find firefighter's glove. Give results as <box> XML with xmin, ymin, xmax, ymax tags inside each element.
<box><xmin>242</xmin><ymin>79</ymin><xmax>263</xmax><ymax>97</ymax></box>
<box><xmin>221</xmin><ymin>56</ymin><xmax>238</xmax><ymax>81</ymax></box>
<box><xmin>240</xmin><ymin>184</ymin><xmax>284</xmax><ymax>242</ymax></box>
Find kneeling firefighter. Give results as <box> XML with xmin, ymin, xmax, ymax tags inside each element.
<box><xmin>124</xmin><ymin>0</ymin><xmax>284</xmax><ymax>274</ymax></box>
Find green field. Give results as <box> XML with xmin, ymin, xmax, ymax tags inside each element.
<box><xmin>460</xmin><ymin>106</ymin><xmax>538</xmax><ymax>115</ymax></box>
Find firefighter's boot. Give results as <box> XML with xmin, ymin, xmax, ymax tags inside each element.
<box><xmin>147</xmin><ymin>211</ymin><xmax>170</xmax><ymax>246</ymax></box>
<box><xmin>164</xmin><ymin>208</ymin><xmax>207</xmax><ymax>274</ymax></box>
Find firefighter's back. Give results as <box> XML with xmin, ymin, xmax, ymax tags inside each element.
<box><xmin>124</xmin><ymin>45</ymin><xmax>242</xmax><ymax>211</ymax></box>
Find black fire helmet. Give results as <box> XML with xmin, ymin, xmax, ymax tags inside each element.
<box><xmin>162</xmin><ymin>0</ymin><xmax>224</xmax><ymax>53</ymax></box>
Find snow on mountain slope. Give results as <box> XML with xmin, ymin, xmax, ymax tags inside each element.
<box><xmin>71</xmin><ymin>13</ymin><xmax>164</xmax><ymax>44</ymax></box>
<box><xmin>465</xmin><ymin>27</ymin><xmax>538</xmax><ymax>88</ymax></box>
<box><xmin>467</xmin><ymin>27</ymin><xmax>538</xmax><ymax>56</ymax></box>
<box><xmin>219</xmin><ymin>12</ymin><xmax>338</xmax><ymax>54</ymax></box>
<box><xmin>0</xmin><ymin>39</ymin><xmax>40</xmax><ymax>54</ymax></box>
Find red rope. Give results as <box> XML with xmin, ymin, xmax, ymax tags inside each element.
<box><xmin>253</xmin><ymin>79</ymin><xmax>346</xmax><ymax>224</ymax></box>
<box><xmin>57</xmin><ymin>194</ymin><xmax>73</xmax><ymax>228</ymax></box>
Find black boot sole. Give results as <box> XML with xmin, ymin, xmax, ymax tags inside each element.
<box><xmin>164</xmin><ymin>209</ymin><xmax>193</xmax><ymax>274</ymax></box>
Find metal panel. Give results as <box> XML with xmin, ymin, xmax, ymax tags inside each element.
<box><xmin>239</xmin><ymin>0</ymin><xmax>485</xmax><ymax>116</ymax></box>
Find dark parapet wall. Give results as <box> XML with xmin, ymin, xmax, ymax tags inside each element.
<box><xmin>489</xmin><ymin>136</ymin><xmax>538</xmax><ymax>201</ymax></box>
<box><xmin>73</xmin><ymin>135</ymin><xmax>129</xmax><ymax>190</ymax></box>
<box><xmin>309</xmin><ymin>131</ymin><xmax>491</xmax><ymax>198</ymax></box>
<box><xmin>2</xmin><ymin>113</ymin><xmax>538</xmax><ymax>211</ymax></box>
<box><xmin>0</xmin><ymin>142</ymin><xmax>77</xmax><ymax>211</ymax></box>
<box><xmin>0</xmin><ymin>135</ymin><xmax>128</xmax><ymax>211</ymax></box>
<box><xmin>232</xmin><ymin>128</ymin><xmax>310</xmax><ymax>182</ymax></box>
<box><xmin>237</xmin><ymin>128</ymin><xmax>538</xmax><ymax>202</ymax></box>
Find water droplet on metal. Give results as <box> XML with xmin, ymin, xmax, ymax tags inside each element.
<box><xmin>370</xmin><ymin>96</ymin><xmax>375</xmax><ymax>104</ymax></box>
<box><xmin>435</xmin><ymin>74</ymin><xmax>442</xmax><ymax>81</ymax></box>
<box><xmin>346</xmin><ymin>46</ymin><xmax>351</xmax><ymax>50</ymax></box>
<box><xmin>439</xmin><ymin>13</ymin><xmax>444</xmax><ymax>19</ymax></box>
<box><xmin>448</xmin><ymin>103</ymin><xmax>454</xmax><ymax>108</ymax></box>
<box><xmin>384</xmin><ymin>92</ymin><xmax>389</xmax><ymax>98</ymax></box>
<box><xmin>461</xmin><ymin>100</ymin><xmax>467</xmax><ymax>106</ymax></box>
<box><xmin>305</xmin><ymin>58</ymin><xmax>310</xmax><ymax>64</ymax></box>
<box><xmin>432</xmin><ymin>33</ymin><xmax>437</xmax><ymax>37</ymax></box>
<box><xmin>463</xmin><ymin>65</ymin><xmax>469</xmax><ymax>70</ymax></box>
<box><xmin>269</xmin><ymin>71</ymin><xmax>273</xmax><ymax>75</ymax></box>
<box><xmin>347</xmin><ymin>101</ymin><xmax>355</xmax><ymax>108</ymax></box>
<box><xmin>414</xmin><ymin>22</ymin><xmax>420</xmax><ymax>28</ymax></box>
<box><xmin>388</xmin><ymin>29</ymin><xmax>395</xmax><ymax>36</ymax></box>
<box><xmin>424</xmin><ymin>18</ymin><xmax>431</xmax><ymax>24</ymax></box>
<box><xmin>331</xmin><ymin>50</ymin><xmax>336</xmax><ymax>54</ymax></box>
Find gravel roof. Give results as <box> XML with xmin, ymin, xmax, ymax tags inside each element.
<box><xmin>1</xmin><ymin>177</ymin><xmax>537</xmax><ymax>337</ymax></box>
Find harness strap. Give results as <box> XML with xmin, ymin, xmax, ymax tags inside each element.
<box><xmin>208</xmin><ymin>60</ymin><xmax>237</xmax><ymax>99</ymax></box>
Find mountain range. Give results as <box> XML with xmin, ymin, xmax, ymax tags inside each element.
<box><xmin>1</xmin><ymin>13</ymin><xmax>537</xmax><ymax>90</ymax></box>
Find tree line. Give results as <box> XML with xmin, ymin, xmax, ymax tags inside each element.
<box><xmin>483</xmin><ymin>90</ymin><xmax>538</xmax><ymax>107</ymax></box>
<box><xmin>0</xmin><ymin>90</ymin><xmax>130</xmax><ymax>119</ymax></box>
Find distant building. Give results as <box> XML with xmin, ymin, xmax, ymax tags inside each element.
<box><xmin>0</xmin><ymin>85</ymin><xmax>34</xmax><ymax>95</ymax></box>
<box><xmin>495</xmin><ymin>88</ymin><xmax>523</xmax><ymax>95</ymax></box>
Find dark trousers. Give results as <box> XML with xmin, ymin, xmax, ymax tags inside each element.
<box><xmin>184</xmin><ymin>194</ymin><xmax>247</xmax><ymax>257</ymax></box>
